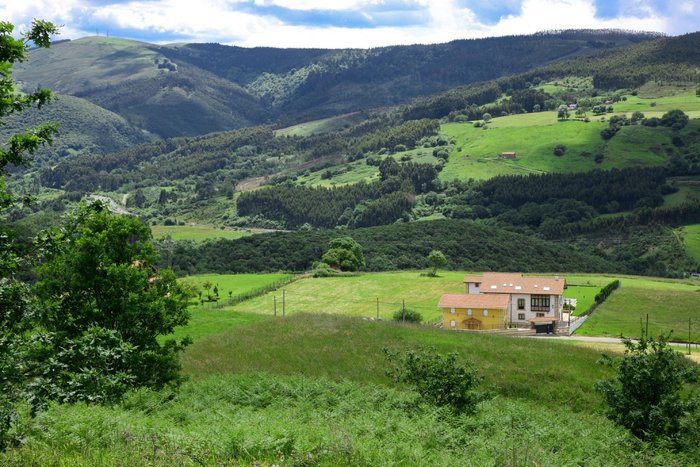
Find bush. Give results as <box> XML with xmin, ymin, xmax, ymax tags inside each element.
<box><xmin>384</xmin><ymin>347</ymin><xmax>484</xmax><ymax>413</ymax></box>
<box><xmin>311</xmin><ymin>261</ymin><xmax>338</xmax><ymax>277</ymax></box>
<box><xmin>392</xmin><ymin>308</ymin><xmax>423</xmax><ymax>323</ymax></box>
<box><xmin>596</xmin><ymin>334</ymin><xmax>699</xmax><ymax>441</ymax></box>
<box><xmin>553</xmin><ymin>144</ymin><xmax>567</xmax><ymax>156</ymax></box>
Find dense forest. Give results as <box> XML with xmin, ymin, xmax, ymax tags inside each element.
<box><xmin>156</xmin><ymin>219</ymin><xmax>618</xmax><ymax>276</ymax></box>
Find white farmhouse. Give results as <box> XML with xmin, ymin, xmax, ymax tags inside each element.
<box><xmin>461</xmin><ymin>272</ymin><xmax>566</xmax><ymax>332</ymax></box>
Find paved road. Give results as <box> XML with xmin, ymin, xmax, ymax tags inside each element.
<box><xmin>530</xmin><ymin>334</ymin><xmax>697</xmax><ymax>350</ymax></box>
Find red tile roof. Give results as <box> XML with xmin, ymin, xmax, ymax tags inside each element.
<box><xmin>439</xmin><ymin>293</ymin><xmax>510</xmax><ymax>309</ymax></box>
<box><xmin>463</xmin><ymin>272</ymin><xmax>565</xmax><ymax>295</ymax></box>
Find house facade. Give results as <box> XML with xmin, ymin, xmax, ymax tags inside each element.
<box><xmin>439</xmin><ymin>272</ymin><xmax>566</xmax><ymax>331</ymax></box>
<box><xmin>438</xmin><ymin>293</ymin><xmax>509</xmax><ymax>330</ymax></box>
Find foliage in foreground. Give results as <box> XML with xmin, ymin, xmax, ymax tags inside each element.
<box><xmin>2</xmin><ymin>373</ymin><xmax>687</xmax><ymax>466</ymax></box>
<box><xmin>33</xmin><ymin>203</ymin><xmax>191</xmax><ymax>403</ymax></box>
<box><xmin>597</xmin><ymin>334</ymin><xmax>699</xmax><ymax>442</ymax></box>
<box><xmin>384</xmin><ymin>347</ymin><xmax>483</xmax><ymax>413</ymax></box>
<box><xmin>0</xmin><ymin>18</ymin><xmax>59</xmax><ymax>451</ymax></box>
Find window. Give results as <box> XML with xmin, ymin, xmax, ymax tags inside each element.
<box><xmin>467</xmin><ymin>309</ymin><xmax>472</xmax><ymax>316</ymax></box>
<box><xmin>483</xmin><ymin>309</ymin><xmax>489</xmax><ymax>317</ymax></box>
<box><xmin>450</xmin><ymin>320</ymin><xmax>456</xmax><ymax>327</ymax></box>
<box><xmin>450</xmin><ymin>307</ymin><xmax>455</xmax><ymax>314</ymax></box>
<box><xmin>518</xmin><ymin>313</ymin><xmax>525</xmax><ymax>320</ymax></box>
<box><xmin>536</xmin><ymin>312</ymin><xmax>545</xmax><ymax>318</ymax></box>
<box><xmin>531</xmin><ymin>295</ymin><xmax>550</xmax><ymax>311</ymax></box>
<box><xmin>517</xmin><ymin>298</ymin><xmax>525</xmax><ymax>310</ymax></box>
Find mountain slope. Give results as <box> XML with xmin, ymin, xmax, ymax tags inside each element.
<box><xmin>15</xmin><ymin>30</ymin><xmax>660</xmax><ymax>138</ymax></box>
<box><xmin>0</xmin><ymin>94</ymin><xmax>151</xmax><ymax>167</ymax></box>
<box><xmin>16</xmin><ymin>37</ymin><xmax>267</xmax><ymax>138</ymax></box>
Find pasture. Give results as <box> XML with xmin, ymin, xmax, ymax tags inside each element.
<box><xmin>6</xmin><ymin>314</ymin><xmax>696</xmax><ymax>465</ymax></box>
<box><xmin>178</xmin><ymin>271</ymin><xmax>700</xmax><ymax>344</ymax></box>
<box><xmin>572</xmin><ymin>275</ymin><xmax>700</xmax><ymax>341</ymax></box>
<box><xmin>682</xmin><ymin>223</ymin><xmax>700</xmax><ymax>263</ymax></box>
<box><xmin>150</xmin><ymin>224</ymin><xmax>254</xmax><ymax>242</ymax></box>
<box><xmin>438</xmin><ymin>114</ymin><xmax>676</xmax><ymax>181</ymax></box>
<box><xmin>275</xmin><ymin>112</ymin><xmax>366</xmax><ymax>137</ymax></box>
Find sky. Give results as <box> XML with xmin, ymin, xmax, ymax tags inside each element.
<box><xmin>1</xmin><ymin>0</ymin><xmax>698</xmax><ymax>48</ymax></box>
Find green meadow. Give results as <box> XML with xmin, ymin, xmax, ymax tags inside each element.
<box><xmin>438</xmin><ymin>113</ymin><xmax>678</xmax><ymax>181</ymax></box>
<box><xmin>181</xmin><ymin>273</ymin><xmax>294</xmax><ymax>302</ymax></box>
<box><xmin>682</xmin><ymin>223</ymin><xmax>700</xmax><ymax>264</ymax></box>
<box><xmin>222</xmin><ymin>271</ymin><xmax>469</xmax><ymax>320</ymax></box>
<box><xmin>150</xmin><ymin>224</ymin><xmax>254</xmax><ymax>242</ymax></box>
<box><xmin>665</xmin><ymin>176</ymin><xmax>700</xmax><ymax>207</ymax></box>
<box><xmin>180</xmin><ymin>272</ymin><xmax>700</xmax><ymax>343</ymax></box>
<box><xmin>275</xmin><ymin>112</ymin><xmax>366</xmax><ymax>137</ymax></box>
<box><xmin>5</xmin><ymin>314</ymin><xmax>696</xmax><ymax>465</ymax></box>
<box><xmin>572</xmin><ymin>275</ymin><xmax>700</xmax><ymax>341</ymax></box>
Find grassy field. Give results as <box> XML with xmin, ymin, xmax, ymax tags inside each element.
<box><xmin>150</xmin><ymin>224</ymin><xmax>254</xmax><ymax>242</ymax></box>
<box><xmin>665</xmin><ymin>176</ymin><xmax>700</xmax><ymax>208</ymax></box>
<box><xmin>275</xmin><ymin>112</ymin><xmax>366</xmax><ymax>137</ymax></box>
<box><xmin>573</xmin><ymin>275</ymin><xmax>700</xmax><ymax>341</ymax></box>
<box><xmin>173</xmin><ymin>273</ymin><xmax>294</xmax><ymax>341</ymax></box>
<box><xmin>291</xmin><ymin>90</ymin><xmax>700</xmax><ymax>187</ymax></box>
<box><xmin>225</xmin><ymin>271</ymin><xmax>469</xmax><ymax>320</ymax></box>
<box><xmin>6</xmin><ymin>314</ymin><xmax>696</xmax><ymax>465</ymax></box>
<box><xmin>681</xmin><ymin>223</ymin><xmax>700</xmax><ymax>264</ymax></box>
<box><xmin>295</xmin><ymin>148</ymin><xmax>436</xmax><ymax>187</ymax></box>
<box><xmin>188</xmin><ymin>271</ymin><xmax>700</xmax><ymax>344</ymax></box>
<box><xmin>438</xmin><ymin>114</ymin><xmax>677</xmax><ymax>181</ymax></box>
<box><xmin>563</xmin><ymin>284</ymin><xmax>599</xmax><ymax>316</ymax></box>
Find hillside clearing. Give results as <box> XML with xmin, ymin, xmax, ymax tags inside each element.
<box><xmin>681</xmin><ymin>223</ymin><xmax>700</xmax><ymax>264</ymax></box>
<box><xmin>151</xmin><ymin>224</ymin><xmax>255</xmax><ymax>242</ymax></box>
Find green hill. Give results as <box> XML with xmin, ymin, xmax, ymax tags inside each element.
<box><xmin>15</xmin><ymin>31</ymin><xmax>660</xmax><ymax>139</ymax></box>
<box><xmin>0</xmin><ymin>93</ymin><xmax>151</xmax><ymax>167</ymax></box>
<box><xmin>16</xmin><ymin>37</ymin><xmax>267</xmax><ymax>138</ymax></box>
<box><xmin>3</xmin><ymin>314</ymin><xmax>697</xmax><ymax>465</ymax></box>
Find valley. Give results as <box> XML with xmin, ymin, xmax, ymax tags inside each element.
<box><xmin>1</xmin><ymin>22</ymin><xmax>699</xmax><ymax>465</ymax></box>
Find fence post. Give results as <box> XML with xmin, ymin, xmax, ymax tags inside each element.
<box><xmin>402</xmin><ymin>299</ymin><xmax>406</xmax><ymax>322</ymax></box>
<box><xmin>274</xmin><ymin>296</ymin><xmax>277</xmax><ymax>317</ymax></box>
<box><xmin>376</xmin><ymin>297</ymin><xmax>379</xmax><ymax>320</ymax></box>
<box><xmin>283</xmin><ymin>289</ymin><xmax>286</xmax><ymax>317</ymax></box>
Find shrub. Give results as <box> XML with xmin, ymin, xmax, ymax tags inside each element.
<box><xmin>392</xmin><ymin>308</ymin><xmax>423</xmax><ymax>323</ymax></box>
<box><xmin>553</xmin><ymin>144</ymin><xmax>567</xmax><ymax>156</ymax></box>
<box><xmin>384</xmin><ymin>347</ymin><xmax>483</xmax><ymax>413</ymax></box>
<box><xmin>596</xmin><ymin>334</ymin><xmax>699</xmax><ymax>440</ymax></box>
<box><xmin>311</xmin><ymin>261</ymin><xmax>338</xmax><ymax>277</ymax></box>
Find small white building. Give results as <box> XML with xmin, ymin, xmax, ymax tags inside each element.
<box><xmin>462</xmin><ymin>272</ymin><xmax>566</xmax><ymax>332</ymax></box>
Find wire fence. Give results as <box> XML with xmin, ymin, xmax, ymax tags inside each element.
<box><xmin>233</xmin><ymin>292</ymin><xmax>443</xmax><ymax>323</ymax></box>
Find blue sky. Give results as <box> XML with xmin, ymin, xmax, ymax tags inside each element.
<box><xmin>1</xmin><ymin>0</ymin><xmax>698</xmax><ymax>48</ymax></box>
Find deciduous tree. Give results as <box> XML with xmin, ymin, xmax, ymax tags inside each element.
<box><xmin>34</xmin><ymin>202</ymin><xmax>191</xmax><ymax>401</ymax></box>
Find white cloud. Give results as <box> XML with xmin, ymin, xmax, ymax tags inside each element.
<box><xmin>1</xmin><ymin>0</ymin><xmax>696</xmax><ymax>47</ymax></box>
<box><xmin>253</xmin><ymin>0</ymin><xmax>375</xmax><ymax>10</ymax></box>
<box><xmin>486</xmin><ymin>0</ymin><xmax>667</xmax><ymax>37</ymax></box>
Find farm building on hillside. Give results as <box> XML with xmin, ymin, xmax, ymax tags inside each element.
<box><xmin>439</xmin><ymin>272</ymin><xmax>566</xmax><ymax>333</ymax></box>
<box><xmin>500</xmin><ymin>151</ymin><xmax>517</xmax><ymax>159</ymax></box>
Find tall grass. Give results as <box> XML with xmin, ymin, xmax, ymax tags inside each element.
<box><xmin>182</xmin><ymin>314</ymin><xmax>613</xmax><ymax>412</ymax></box>
<box><xmin>3</xmin><ymin>373</ymin><xmax>682</xmax><ymax>466</ymax></box>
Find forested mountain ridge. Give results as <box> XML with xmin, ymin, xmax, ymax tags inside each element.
<box><xmin>401</xmin><ymin>31</ymin><xmax>700</xmax><ymax>120</ymax></box>
<box><xmin>15</xmin><ymin>30</ymin><xmax>658</xmax><ymax>139</ymax></box>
